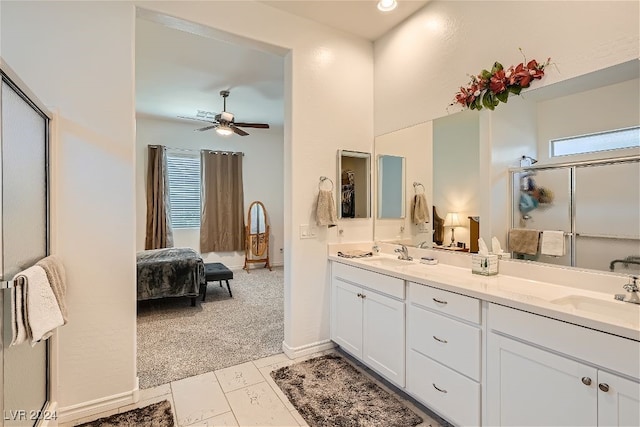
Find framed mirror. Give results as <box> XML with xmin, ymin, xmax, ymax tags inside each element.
<box><xmin>244</xmin><ymin>201</ymin><xmax>272</xmax><ymax>272</ymax></box>
<box><xmin>337</xmin><ymin>150</ymin><xmax>371</xmax><ymax>219</ymax></box>
<box><xmin>377</xmin><ymin>155</ymin><xmax>405</xmax><ymax>219</ymax></box>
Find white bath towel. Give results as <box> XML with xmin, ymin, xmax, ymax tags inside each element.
<box><xmin>11</xmin><ymin>265</ymin><xmax>64</xmax><ymax>347</ymax></box>
<box><xmin>412</xmin><ymin>194</ymin><xmax>430</xmax><ymax>225</ymax></box>
<box><xmin>540</xmin><ymin>230</ymin><xmax>566</xmax><ymax>257</ymax></box>
<box><xmin>316</xmin><ymin>190</ymin><xmax>338</xmax><ymax>227</ymax></box>
<box><xmin>10</xmin><ymin>278</ymin><xmax>28</xmax><ymax>346</ymax></box>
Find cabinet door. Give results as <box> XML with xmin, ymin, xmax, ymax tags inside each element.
<box><xmin>332</xmin><ymin>278</ymin><xmax>363</xmax><ymax>359</ymax></box>
<box><xmin>598</xmin><ymin>370</ymin><xmax>640</xmax><ymax>427</ymax></box>
<box><xmin>362</xmin><ymin>290</ymin><xmax>405</xmax><ymax>387</ymax></box>
<box><xmin>487</xmin><ymin>333</ymin><xmax>597</xmax><ymax>426</ymax></box>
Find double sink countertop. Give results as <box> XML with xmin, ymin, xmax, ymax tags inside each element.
<box><xmin>329</xmin><ymin>251</ymin><xmax>640</xmax><ymax>342</ymax></box>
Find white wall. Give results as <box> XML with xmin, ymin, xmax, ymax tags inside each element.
<box><xmin>2</xmin><ymin>0</ymin><xmax>373</xmax><ymax>415</ymax></box>
<box><xmin>433</xmin><ymin>111</ymin><xmax>480</xmax><ymax>247</ymax></box>
<box><xmin>374</xmin><ymin>122</ymin><xmax>433</xmax><ymax>246</ymax></box>
<box><xmin>375</xmin><ymin>0</ymin><xmax>639</xmax><ymax>249</ymax></box>
<box><xmin>1</xmin><ymin>0</ymin><xmax>137</xmax><ymax>415</ymax></box>
<box><xmin>135</xmin><ymin>116</ymin><xmax>285</xmax><ymax>269</ymax></box>
<box><xmin>536</xmin><ymin>78</ymin><xmax>640</xmax><ymax>164</ymax></box>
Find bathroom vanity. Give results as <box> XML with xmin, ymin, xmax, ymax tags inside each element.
<box><xmin>329</xmin><ymin>248</ymin><xmax>640</xmax><ymax>426</ymax></box>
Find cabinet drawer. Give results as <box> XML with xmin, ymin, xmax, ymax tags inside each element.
<box><xmin>408</xmin><ymin>305</ymin><xmax>481</xmax><ymax>381</ymax></box>
<box><xmin>409</xmin><ymin>282</ymin><xmax>480</xmax><ymax>324</ymax></box>
<box><xmin>407</xmin><ymin>349</ymin><xmax>480</xmax><ymax>427</ymax></box>
<box><xmin>333</xmin><ymin>262</ymin><xmax>404</xmax><ymax>299</ymax></box>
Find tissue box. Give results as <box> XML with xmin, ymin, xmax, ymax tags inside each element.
<box><xmin>472</xmin><ymin>254</ymin><xmax>498</xmax><ymax>276</ymax></box>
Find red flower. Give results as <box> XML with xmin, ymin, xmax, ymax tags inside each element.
<box><xmin>489</xmin><ymin>69</ymin><xmax>507</xmax><ymax>93</ymax></box>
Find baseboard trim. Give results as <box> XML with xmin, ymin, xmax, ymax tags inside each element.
<box><xmin>282</xmin><ymin>339</ymin><xmax>336</xmax><ymax>359</ymax></box>
<box><xmin>56</xmin><ymin>385</ymin><xmax>138</xmax><ymax>424</ymax></box>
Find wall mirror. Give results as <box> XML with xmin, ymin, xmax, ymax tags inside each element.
<box><xmin>373</xmin><ymin>59</ymin><xmax>639</xmax><ymax>275</ymax></box>
<box><xmin>377</xmin><ymin>155</ymin><xmax>405</xmax><ymax>219</ymax></box>
<box><xmin>337</xmin><ymin>150</ymin><xmax>371</xmax><ymax>219</ymax></box>
<box><xmin>244</xmin><ymin>201</ymin><xmax>272</xmax><ymax>272</ymax></box>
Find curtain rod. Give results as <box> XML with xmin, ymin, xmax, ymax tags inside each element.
<box><xmin>150</xmin><ymin>145</ymin><xmax>244</xmax><ymax>156</ymax></box>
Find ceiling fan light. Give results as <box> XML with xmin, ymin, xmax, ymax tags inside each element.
<box><xmin>377</xmin><ymin>0</ymin><xmax>397</xmax><ymax>12</ymax></box>
<box><xmin>216</xmin><ymin>125</ymin><xmax>233</xmax><ymax>136</ymax></box>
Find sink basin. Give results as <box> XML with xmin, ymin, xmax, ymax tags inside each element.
<box><xmin>550</xmin><ymin>295</ymin><xmax>639</xmax><ymax>327</ymax></box>
<box><xmin>358</xmin><ymin>257</ymin><xmax>413</xmax><ymax>268</ymax></box>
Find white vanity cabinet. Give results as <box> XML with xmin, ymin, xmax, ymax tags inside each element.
<box><xmin>406</xmin><ymin>282</ymin><xmax>482</xmax><ymax>427</ymax></box>
<box><xmin>488</xmin><ymin>303</ymin><xmax>640</xmax><ymax>427</ymax></box>
<box><xmin>331</xmin><ymin>262</ymin><xmax>406</xmax><ymax>387</ymax></box>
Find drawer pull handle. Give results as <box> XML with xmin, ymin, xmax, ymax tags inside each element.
<box><xmin>581</xmin><ymin>377</ymin><xmax>592</xmax><ymax>386</ymax></box>
<box><xmin>433</xmin><ymin>335</ymin><xmax>448</xmax><ymax>344</ymax></box>
<box><xmin>432</xmin><ymin>298</ymin><xmax>448</xmax><ymax>305</ymax></box>
<box><xmin>598</xmin><ymin>383</ymin><xmax>610</xmax><ymax>392</ymax></box>
<box><xmin>432</xmin><ymin>383</ymin><xmax>447</xmax><ymax>393</ymax></box>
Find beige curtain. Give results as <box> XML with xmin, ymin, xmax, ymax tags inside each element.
<box><xmin>145</xmin><ymin>145</ymin><xmax>174</xmax><ymax>249</ymax></box>
<box><xmin>200</xmin><ymin>151</ymin><xmax>245</xmax><ymax>252</ymax></box>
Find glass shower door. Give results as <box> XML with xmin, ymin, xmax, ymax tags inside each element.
<box><xmin>1</xmin><ymin>69</ymin><xmax>49</xmax><ymax>426</ymax></box>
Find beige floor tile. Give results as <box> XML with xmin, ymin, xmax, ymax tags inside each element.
<box><xmin>215</xmin><ymin>361</ymin><xmax>265</xmax><ymax>393</ymax></box>
<box><xmin>171</xmin><ymin>372</ymin><xmax>230</xmax><ymax>426</ymax></box>
<box><xmin>290</xmin><ymin>409</ymin><xmax>309</xmax><ymax>426</ymax></box>
<box><xmin>63</xmin><ymin>408</ymin><xmax>119</xmax><ymax>426</ymax></box>
<box><xmin>138</xmin><ymin>383</ymin><xmax>172</xmax><ymax>400</ymax></box>
<box><xmin>258</xmin><ymin>365</ymin><xmax>295</xmax><ymax>411</ymax></box>
<box><xmin>252</xmin><ymin>352</ymin><xmax>290</xmax><ymax>369</ymax></box>
<box><xmin>117</xmin><ymin>394</ymin><xmax>173</xmax><ymax>414</ymax></box>
<box><xmin>225</xmin><ymin>382</ymin><xmax>298</xmax><ymax>427</ymax></box>
<box><xmin>187</xmin><ymin>411</ymin><xmax>239</xmax><ymax>427</ymax></box>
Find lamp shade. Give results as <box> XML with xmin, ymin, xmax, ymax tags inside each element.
<box><xmin>444</xmin><ymin>212</ymin><xmax>464</xmax><ymax>228</ymax></box>
<box><xmin>216</xmin><ymin>125</ymin><xmax>233</xmax><ymax>136</ymax></box>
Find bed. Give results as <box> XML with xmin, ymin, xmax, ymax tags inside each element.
<box><xmin>136</xmin><ymin>247</ymin><xmax>205</xmax><ymax>302</ymax></box>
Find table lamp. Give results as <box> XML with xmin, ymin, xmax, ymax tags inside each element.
<box><xmin>444</xmin><ymin>212</ymin><xmax>464</xmax><ymax>247</ymax></box>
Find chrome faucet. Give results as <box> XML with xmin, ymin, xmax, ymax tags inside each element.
<box><xmin>619</xmin><ymin>276</ymin><xmax>640</xmax><ymax>305</ymax></box>
<box><xmin>394</xmin><ymin>244</ymin><xmax>413</xmax><ymax>261</ymax></box>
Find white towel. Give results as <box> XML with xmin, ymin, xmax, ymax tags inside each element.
<box><xmin>11</xmin><ymin>278</ymin><xmax>28</xmax><ymax>346</ymax></box>
<box><xmin>412</xmin><ymin>194</ymin><xmax>430</xmax><ymax>225</ymax></box>
<box><xmin>316</xmin><ymin>190</ymin><xmax>338</xmax><ymax>227</ymax></box>
<box><xmin>11</xmin><ymin>265</ymin><xmax>64</xmax><ymax>347</ymax></box>
<box><xmin>540</xmin><ymin>230</ymin><xmax>566</xmax><ymax>257</ymax></box>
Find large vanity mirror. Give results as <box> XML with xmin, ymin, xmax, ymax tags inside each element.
<box><xmin>373</xmin><ymin>59</ymin><xmax>639</xmax><ymax>274</ymax></box>
<box><xmin>337</xmin><ymin>150</ymin><xmax>371</xmax><ymax>219</ymax></box>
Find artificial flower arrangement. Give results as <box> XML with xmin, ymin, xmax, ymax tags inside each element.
<box><xmin>452</xmin><ymin>51</ymin><xmax>551</xmax><ymax>111</ymax></box>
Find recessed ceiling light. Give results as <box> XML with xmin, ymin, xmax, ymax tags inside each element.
<box><xmin>377</xmin><ymin>0</ymin><xmax>397</xmax><ymax>12</ymax></box>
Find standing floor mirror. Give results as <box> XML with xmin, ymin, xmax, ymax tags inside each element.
<box><xmin>244</xmin><ymin>201</ymin><xmax>272</xmax><ymax>272</ymax></box>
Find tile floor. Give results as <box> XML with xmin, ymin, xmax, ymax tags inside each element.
<box><xmin>64</xmin><ymin>349</ymin><xmax>445</xmax><ymax>427</ymax></box>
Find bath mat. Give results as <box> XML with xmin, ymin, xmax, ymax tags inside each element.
<box><xmin>271</xmin><ymin>354</ymin><xmax>423</xmax><ymax>427</ymax></box>
<box><xmin>76</xmin><ymin>400</ymin><xmax>174</xmax><ymax>427</ymax></box>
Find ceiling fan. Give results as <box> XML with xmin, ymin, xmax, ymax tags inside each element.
<box><xmin>179</xmin><ymin>90</ymin><xmax>270</xmax><ymax>136</ymax></box>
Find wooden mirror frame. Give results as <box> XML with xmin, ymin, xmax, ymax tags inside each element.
<box><xmin>244</xmin><ymin>201</ymin><xmax>272</xmax><ymax>272</ymax></box>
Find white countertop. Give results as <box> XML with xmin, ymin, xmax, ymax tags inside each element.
<box><xmin>329</xmin><ymin>253</ymin><xmax>640</xmax><ymax>341</ymax></box>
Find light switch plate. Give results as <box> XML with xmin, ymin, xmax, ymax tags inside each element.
<box><xmin>299</xmin><ymin>224</ymin><xmax>317</xmax><ymax>239</ymax></box>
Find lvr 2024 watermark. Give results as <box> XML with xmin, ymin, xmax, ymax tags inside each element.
<box><xmin>4</xmin><ymin>409</ymin><xmax>57</xmax><ymax>421</ymax></box>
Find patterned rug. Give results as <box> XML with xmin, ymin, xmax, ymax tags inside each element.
<box><xmin>77</xmin><ymin>400</ymin><xmax>173</xmax><ymax>427</ymax></box>
<box><xmin>271</xmin><ymin>354</ymin><xmax>423</xmax><ymax>427</ymax></box>
<box><xmin>137</xmin><ymin>266</ymin><xmax>283</xmax><ymax>388</ymax></box>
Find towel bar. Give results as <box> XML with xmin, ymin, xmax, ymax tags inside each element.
<box><xmin>1</xmin><ymin>276</ymin><xmax>26</xmax><ymax>289</ymax></box>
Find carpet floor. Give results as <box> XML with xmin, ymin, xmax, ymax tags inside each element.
<box><xmin>137</xmin><ymin>266</ymin><xmax>283</xmax><ymax>389</ymax></box>
<box><xmin>77</xmin><ymin>400</ymin><xmax>173</xmax><ymax>427</ymax></box>
<box><xmin>271</xmin><ymin>354</ymin><xmax>424</xmax><ymax>427</ymax></box>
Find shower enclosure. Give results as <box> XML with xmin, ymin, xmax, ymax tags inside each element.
<box><xmin>511</xmin><ymin>157</ymin><xmax>640</xmax><ymax>274</ymax></box>
<box><xmin>0</xmin><ymin>60</ymin><xmax>51</xmax><ymax>426</ymax></box>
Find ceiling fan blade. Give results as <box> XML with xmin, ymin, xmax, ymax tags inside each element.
<box><xmin>195</xmin><ymin>125</ymin><xmax>218</xmax><ymax>132</ymax></box>
<box><xmin>233</xmin><ymin>122</ymin><xmax>270</xmax><ymax>129</ymax></box>
<box><xmin>178</xmin><ymin>115</ymin><xmax>217</xmax><ymax>124</ymax></box>
<box><xmin>230</xmin><ymin>125</ymin><xmax>249</xmax><ymax>136</ymax></box>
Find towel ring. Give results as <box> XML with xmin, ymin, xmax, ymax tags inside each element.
<box><xmin>319</xmin><ymin>176</ymin><xmax>334</xmax><ymax>191</ymax></box>
<box><xmin>413</xmin><ymin>182</ymin><xmax>425</xmax><ymax>194</ymax></box>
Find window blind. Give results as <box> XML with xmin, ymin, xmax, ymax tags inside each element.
<box><xmin>166</xmin><ymin>152</ymin><xmax>201</xmax><ymax>228</ymax></box>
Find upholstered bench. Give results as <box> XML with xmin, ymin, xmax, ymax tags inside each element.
<box><xmin>202</xmin><ymin>262</ymin><xmax>233</xmax><ymax>300</ymax></box>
